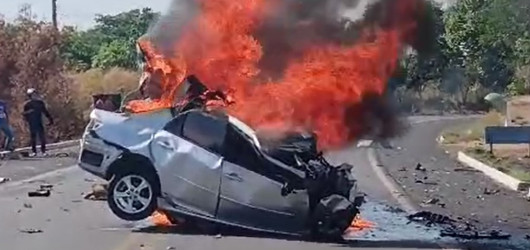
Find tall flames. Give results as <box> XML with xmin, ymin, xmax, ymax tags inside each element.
<box><xmin>132</xmin><ymin>0</ymin><xmax>429</xmax><ymax>150</ymax></box>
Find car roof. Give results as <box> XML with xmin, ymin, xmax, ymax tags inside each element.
<box><xmin>227</xmin><ymin>115</ymin><xmax>262</xmax><ymax>149</ymax></box>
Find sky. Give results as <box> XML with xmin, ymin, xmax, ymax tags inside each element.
<box><xmin>1</xmin><ymin>0</ymin><xmax>173</xmax><ymax>29</ymax></box>
<box><xmin>0</xmin><ymin>0</ymin><xmax>456</xmax><ymax>30</ymax></box>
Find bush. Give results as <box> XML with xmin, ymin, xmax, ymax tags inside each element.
<box><xmin>0</xmin><ymin>14</ymin><xmax>85</xmax><ymax>146</ymax></box>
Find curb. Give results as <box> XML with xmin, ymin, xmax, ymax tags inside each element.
<box><xmin>0</xmin><ymin>139</ymin><xmax>80</xmax><ymax>157</ymax></box>
<box><xmin>457</xmin><ymin>151</ymin><xmax>530</xmax><ymax>192</ymax></box>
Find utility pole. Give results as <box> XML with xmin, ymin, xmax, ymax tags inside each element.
<box><xmin>52</xmin><ymin>0</ymin><xmax>57</xmax><ymax>29</ymax></box>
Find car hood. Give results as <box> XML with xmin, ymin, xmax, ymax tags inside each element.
<box><xmin>89</xmin><ymin>108</ymin><xmax>173</xmax><ymax>150</ymax></box>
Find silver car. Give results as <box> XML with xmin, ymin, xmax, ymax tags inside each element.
<box><xmin>78</xmin><ymin>85</ymin><xmax>361</xmax><ymax>240</ymax></box>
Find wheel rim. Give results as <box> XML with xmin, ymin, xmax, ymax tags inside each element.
<box><xmin>113</xmin><ymin>174</ymin><xmax>153</xmax><ymax>214</ymax></box>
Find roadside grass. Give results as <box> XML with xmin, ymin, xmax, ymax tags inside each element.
<box><xmin>464</xmin><ymin>146</ymin><xmax>530</xmax><ymax>182</ymax></box>
<box><xmin>439</xmin><ymin>110</ymin><xmax>530</xmax><ymax>182</ymax></box>
<box><xmin>439</xmin><ymin>111</ymin><xmax>504</xmax><ymax>144</ymax></box>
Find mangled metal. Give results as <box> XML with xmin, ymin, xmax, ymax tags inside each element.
<box><xmin>77</xmin><ymin>75</ymin><xmax>362</xmax><ymax>240</ymax></box>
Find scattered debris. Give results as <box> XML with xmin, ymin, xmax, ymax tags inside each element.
<box><xmin>17</xmin><ymin>209</ymin><xmax>21</xmax><ymax>213</ymax></box>
<box><xmin>453</xmin><ymin>167</ymin><xmax>480</xmax><ymax>173</ymax></box>
<box><xmin>215</xmin><ymin>234</ymin><xmax>222</xmax><ymax>239</ymax></box>
<box><xmin>441</xmin><ymin>228</ymin><xmax>511</xmax><ymax>240</ymax></box>
<box><xmin>84</xmin><ymin>183</ymin><xmax>108</xmax><ymax>200</ymax></box>
<box><xmin>167</xmin><ymin>247</ymin><xmax>176</xmax><ymax>250</ymax></box>
<box><xmin>23</xmin><ymin>203</ymin><xmax>32</xmax><ymax>209</ymax></box>
<box><xmin>415</xmin><ymin>179</ymin><xmax>438</xmax><ymax>185</ymax></box>
<box><xmin>0</xmin><ymin>177</ymin><xmax>11</xmax><ymax>184</ymax></box>
<box><xmin>423</xmin><ymin>198</ymin><xmax>440</xmax><ymax>205</ymax></box>
<box><xmin>60</xmin><ymin>207</ymin><xmax>70</xmax><ymax>212</ymax></box>
<box><xmin>483</xmin><ymin>188</ymin><xmax>500</xmax><ymax>195</ymax></box>
<box><xmin>438</xmin><ymin>203</ymin><xmax>446</xmax><ymax>208</ymax></box>
<box><xmin>19</xmin><ymin>228</ymin><xmax>43</xmax><ymax>234</ymax></box>
<box><xmin>84</xmin><ymin>178</ymin><xmax>96</xmax><ymax>182</ymax></box>
<box><xmin>27</xmin><ymin>184</ymin><xmax>54</xmax><ymax>197</ymax></box>
<box><xmin>408</xmin><ymin>211</ymin><xmax>455</xmax><ymax>226</ymax></box>
<box><xmin>408</xmin><ymin>211</ymin><xmax>511</xmax><ymax>240</ymax></box>
<box><xmin>40</xmin><ymin>184</ymin><xmax>53</xmax><ymax>190</ymax></box>
<box><xmin>28</xmin><ymin>189</ymin><xmax>51</xmax><ymax>197</ymax></box>
<box><xmin>476</xmin><ymin>195</ymin><xmax>485</xmax><ymax>201</ymax></box>
<box><xmin>71</xmin><ymin>200</ymin><xmax>82</xmax><ymax>203</ymax></box>
<box><xmin>415</xmin><ymin>163</ymin><xmax>426</xmax><ymax>171</ymax></box>
<box><xmin>398</xmin><ymin>167</ymin><xmax>407</xmax><ymax>172</ymax></box>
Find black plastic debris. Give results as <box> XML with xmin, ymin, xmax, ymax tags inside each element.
<box><xmin>483</xmin><ymin>188</ymin><xmax>500</xmax><ymax>195</ymax></box>
<box><xmin>27</xmin><ymin>184</ymin><xmax>53</xmax><ymax>197</ymax></box>
<box><xmin>28</xmin><ymin>190</ymin><xmax>50</xmax><ymax>197</ymax></box>
<box><xmin>415</xmin><ymin>163</ymin><xmax>426</xmax><ymax>171</ymax></box>
<box><xmin>441</xmin><ymin>228</ymin><xmax>511</xmax><ymax>240</ymax></box>
<box><xmin>407</xmin><ymin>211</ymin><xmax>511</xmax><ymax>240</ymax></box>
<box><xmin>408</xmin><ymin>211</ymin><xmax>455</xmax><ymax>226</ymax></box>
<box><xmin>19</xmin><ymin>228</ymin><xmax>43</xmax><ymax>234</ymax></box>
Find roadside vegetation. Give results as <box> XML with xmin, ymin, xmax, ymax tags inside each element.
<box><xmin>1</xmin><ymin>0</ymin><xmax>530</xmax><ymax>148</ymax></box>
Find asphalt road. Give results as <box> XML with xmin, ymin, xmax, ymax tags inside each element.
<box><xmin>377</xmin><ymin>118</ymin><xmax>530</xmax><ymax>249</ymax></box>
<box><xmin>0</xmin><ymin>116</ymin><xmax>528</xmax><ymax>250</ymax></box>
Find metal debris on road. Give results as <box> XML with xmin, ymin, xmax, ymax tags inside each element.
<box><xmin>19</xmin><ymin>228</ymin><xmax>43</xmax><ymax>234</ymax></box>
<box><xmin>23</xmin><ymin>203</ymin><xmax>32</xmax><ymax>208</ymax></box>
<box><xmin>166</xmin><ymin>247</ymin><xmax>176</xmax><ymax>250</ymax></box>
<box><xmin>214</xmin><ymin>234</ymin><xmax>222</xmax><ymax>239</ymax></box>
<box><xmin>0</xmin><ymin>177</ymin><xmax>11</xmax><ymax>184</ymax></box>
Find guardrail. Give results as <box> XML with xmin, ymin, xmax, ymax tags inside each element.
<box><xmin>485</xmin><ymin>126</ymin><xmax>530</xmax><ymax>155</ymax></box>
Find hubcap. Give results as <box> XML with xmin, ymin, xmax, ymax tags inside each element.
<box><xmin>113</xmin><ymin>174</ymin><xmax>152</xmax><ymax>214</ymax></box>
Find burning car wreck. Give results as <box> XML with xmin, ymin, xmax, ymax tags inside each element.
<box><xmin>78</xmin><ymin>75</ymin><xmax>364</xmax><ymax>240</ymax></box>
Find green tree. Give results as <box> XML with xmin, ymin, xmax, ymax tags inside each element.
<box><xmin>61</xmin><ymin>8</ymin><xmax>159</xmax><ymax>71</ymax></box>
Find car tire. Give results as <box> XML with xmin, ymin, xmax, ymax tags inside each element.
<box><xmin>107</xmin><ymin>166</ymin><xmax>159</xmax><ymax>221</ymax></box>
<box><xmin>310</xmin><ymin>194</ymin><xmax>358</xmax><ymax>241</ymax></box>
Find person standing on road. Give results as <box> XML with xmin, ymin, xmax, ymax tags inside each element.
<box><xmin>22</xmin><ymin>88</ymin><xmax>54</xmax><ymax>157</ymax></box>
<box><xmin>0</xmin><ymin>99</ymin><xmax>15</xmax><ymax>152</ymax></box>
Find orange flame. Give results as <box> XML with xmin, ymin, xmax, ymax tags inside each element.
<box><xmin>345</xmin><ymin>214</ymin><xmax>376</xmax><ymax>235</ymax></box>
<box><xmin>150</xmin><ymin>210</ymin><xmax>175</xmax><ymax>226</ymax></box>
<box><xmin>129</xmin><ymin>0</ymin><xmax>426</xmax><ymax>150</ymax></box>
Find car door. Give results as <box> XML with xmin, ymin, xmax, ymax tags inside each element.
<box><xmin>150</xmin><ymin>111</ymin><xmax>227</xmax><ymax>218</ymax></box>
<box><xmin>217</xmin><ymin>125</ymin><xmax>309</xmax><ymax>234</ymax></box>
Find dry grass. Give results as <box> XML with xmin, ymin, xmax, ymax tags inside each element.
<box><xmin>508</xmin><ymin>95</ymin><xmax>530</xmax><ymax>126</ymax></box>
<box><xmin>465</xmin><ymin>146</ymin><xmax>530</xmax><ymax>182</ymax></box>
<box><xmin>70</xmin><ymin>68</ymin><xmax>140</xmax><ymax>119</ymax></box>
<box><xmin>440</xmin><ymin>107</ymin><xmax>530</xmax><ymax>182</ymax></box>
<box><xmin>440</xmin><ymin>111</ymin><xmax>504</xmax><ymax>144</ymax></box>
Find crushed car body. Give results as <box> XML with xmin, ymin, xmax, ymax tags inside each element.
<box><xmin>77</xmin><ymin>75</ymin><xmax>362</xmax><ymax>240</ymax></box>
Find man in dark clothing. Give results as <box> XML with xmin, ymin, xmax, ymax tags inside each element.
<box><xmin>0</xmin><ymin>99</ymin><xmax>15</xmax><ymax>151</ymax></box>
<box><xmin>23</xmin><ymin>88</ymin><xmax>53</xmax><ymax>157</ymax></box>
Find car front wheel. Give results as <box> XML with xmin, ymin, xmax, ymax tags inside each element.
<box><xmin>107</xmin><ymin>167</ymin><xmax>158</xmax><ymax>221</ymax></box>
